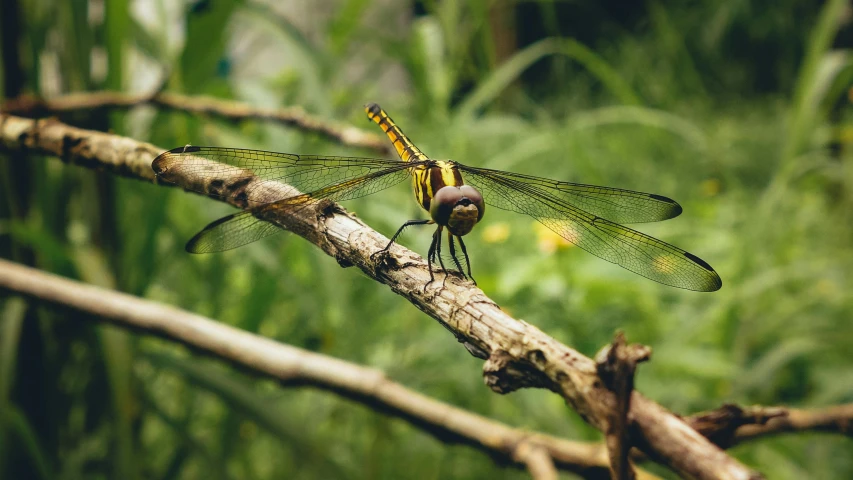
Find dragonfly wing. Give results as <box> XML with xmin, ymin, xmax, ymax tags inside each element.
<box><xmin>186</xmin><ymin>209</ymin><xmax>282</xmax><ymax>253</ymax></box>
<box><xmin>153</xmin><ymin>146</ymin><xmax>421</xmax><ymax>206</ymax></box>
<box><xmin>455</xmin><ymin>165</ymin><xmax>681</xmax><ymax>223</ymax></box>
<box><xmin>458</xmin><ymin>166</ymin><xmax>721</xmax><ymax>291</ymax></box>
<box><xmin>184</xmin><ymin>163</ymin><xmax>416</xmax><ymax>253</ymax></box>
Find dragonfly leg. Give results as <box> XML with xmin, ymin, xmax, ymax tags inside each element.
<box><xmin>426</xmin><ymin>227</ymin><xmax>440</xmax><ymax>283</ymax></box>
<box><xmin>374</xmin><ymin>219</ymin><xmax>433</xmax><ymax>258</ymax></box>
<box><xmin>433</xmin><ymin>226</ymin><xmax>448</xmax><ymax>285</ymax></box>
<box><xmin>386</xmin><ymin>219</ymin><xmax>433</xmax><ymax>249</ymax></box>
<box><xmin>447</xmin><ymin>232</ymin><xmax>466</xmax><ymax>279</ymax></box>
<box><xmin>456</xmin><ymin>235</ymin><xmax>476</xmax><ymax>285</ymax></box>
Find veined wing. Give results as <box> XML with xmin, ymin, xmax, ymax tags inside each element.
<box><xmin>456</xmin><ymin>164</ymin><xmax>721</xmax><ymax>291</ymax></box>
<box><xmin>152</xmin><ymin>146</ymin><xmax>422</xmax><ymax>207</ymax></box>
<box><xmin>152</xmin><ymin>146</ymin><xmax>427</xmax><ymax>252</ymax></box>
<box><xmin>184</xmin><ymin>162</ymin><xmax>419</xmax><ymax>253</ymax></box>
<box><xmin>453</xmin><ymin>165</ymin><xmax>681</xmax><ymax>223</ymax></box>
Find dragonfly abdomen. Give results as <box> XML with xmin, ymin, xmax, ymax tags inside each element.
<box><xmin>365</xmin><ymin>103</ymin><xmax>427</xmax><ymax>163</ymax></box>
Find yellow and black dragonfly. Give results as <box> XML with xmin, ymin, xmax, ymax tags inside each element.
<box><xmin>152</xmin><ymin>103</ymin><xmax>722</xmax><ymax>292</ymax></box>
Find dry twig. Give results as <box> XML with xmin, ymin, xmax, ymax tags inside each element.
<box><xmin>0</xmin><ymin>113</ymin><xmax>757</xmax><ymax>479</ymax></box>
<box><xmin>1</xmin><ymin>92</ymin><xmax>390</xmax><ymax>154</ymax></box>
<box><xmin>688</xmin><ymin>403</ymin><xmax>853</xmax><ymax>448</ymax></box>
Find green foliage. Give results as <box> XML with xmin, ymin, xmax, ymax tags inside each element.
<box><xmin>2</xmin><ymin>0</ymin><xmax>853</xmax><ymax>479</ymax></box>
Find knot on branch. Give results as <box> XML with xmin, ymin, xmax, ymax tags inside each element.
<box><xmin>483</xmin><ymin>349</ymin><xmax>553</xmax><ymax>394</ymax></box>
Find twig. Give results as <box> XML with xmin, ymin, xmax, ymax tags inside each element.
<box><xmin>1</xmin><ymin>92</ymin><xmax>390</xmax><ymax>154</ymax></box>
<box><xmin>0</xmin><ymin>257</ymin><xmax>607</xmax><ymax>477</ymax></box>
<box><xmin>735</xmin><ymin>404</ymin><xmax>853</xmax><ymax>441</ymax></box>
<box><xmin>596</xmin><ymin>332</ymin><xmax>651</xmax><ymax>480</ymax></box>
<box><xmin>0</xmin><ymin>113</ymin><xmax>760</xmax><ymax>480</ymax></box>
<box><xmin>687</xmin><ymin>403</ymin><xmax>853</xmax><ymax>447</ymax></box>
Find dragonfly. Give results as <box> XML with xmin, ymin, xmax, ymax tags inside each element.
<box><xmin>152</xmin><ymin>103</ymin><xmax>722</xmax><ymax>292</ymax></box>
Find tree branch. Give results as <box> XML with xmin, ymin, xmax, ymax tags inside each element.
<box><xmin>0</xmin><ymin>113</ymin><xmax>758</xmax><ymax>479</ymax></box>
<box><xmin>0</xmin><ymin>257</ymin><xmax>618</xmax><ymax>478</ymax></box>
<box><xmin>687</xmin><ymin>403</ymin><xmax>853</xmax><ymax>448</ymax></box>
<box><xmin>1</xmin><ymin>92</ymin><xmax>391</xmax><ymax>154</ymax></box>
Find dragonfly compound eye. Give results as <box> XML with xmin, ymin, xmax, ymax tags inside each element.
<box><xmin>430</xmin><ymin>185</ymin><xmax>485</xmax><ymax>236</ymax></box>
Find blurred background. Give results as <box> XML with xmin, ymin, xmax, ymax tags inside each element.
<box><xmin>1</xmin><ymin>0</ymin><xmax>853</xmax><ymax>478</ymax></box>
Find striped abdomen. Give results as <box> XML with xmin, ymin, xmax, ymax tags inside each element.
<box><xmin>365</xmin><ymin>103</ymin><xmax>427</xmax><ymax>163</ymax></box>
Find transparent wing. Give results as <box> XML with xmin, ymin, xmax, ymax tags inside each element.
<box><xmin>457</xmin><ymin>164</ymin><xmax>721</xmax><ymax>291</ymax></box>
<box><xmin>185</xmin><ymin>162</ymin><xmax>417</xmax><ymax>253</ymax></box>
<box><xmin>151</xmin><ymin>146</ymin><xmax>423</xmax><ymax>252</ymax></box>
<box><xmin>152</xmin><ymin>146</ymin><xmax>423</xmax><ymax>206</ymax></box>
<box><xmin>185</xmin><ymin>210</ymin><xmax>284</xmax><ymax>253</ymax></box>
<box><xmin>454</xmin><ymin>165</ymin><xmax>681</xmax><ymax>223</ymax></box>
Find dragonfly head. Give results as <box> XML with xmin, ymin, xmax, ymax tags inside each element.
<box><xmin>430</xmin><ymin>185</ymin><xmax>485</xmax><ymax>236</ymax></box>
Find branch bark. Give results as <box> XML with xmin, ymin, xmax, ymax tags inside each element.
<box><xmin>1</xmin><ymin>92</ymin><xmax>391</xmax><ymax>154</ymax></box>
<box><xmin>0</xmin><ymin>112</ymin><xmax>758</xmax><ymax>479</ymax></box>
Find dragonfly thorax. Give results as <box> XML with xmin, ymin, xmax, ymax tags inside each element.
<box><xmin>429</xmin><ymin>185</ymin><xmax>485</xmax><ymax>236</ymax></box>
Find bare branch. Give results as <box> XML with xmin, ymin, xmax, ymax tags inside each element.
<box><xmin>1</xmin><ymin>92</ymin><xmax>391</xmax><ymax>154</ymax></box>
<box><xmin>0</xmin><ymin>257</ymin><xmax>608</xmax><ymax>477</ymax></box>
<box><xmin>0</xmin><ymin>113</ymin><xmax>760</xmax><ymax>480</ymax></box>
<box><xmin>735</xmin><ymin>404</ymin><xmax>853</xmax><ymax>441</ymax></box>
<box><xmin>596</xmin><ymin>333</ymin><xmax>651</xmax><ymax>480</ymax></box>
<box><xmin>687</xmin><ymin>403</ymin><xmax>853</xmax><ymax>448</ymax></box>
